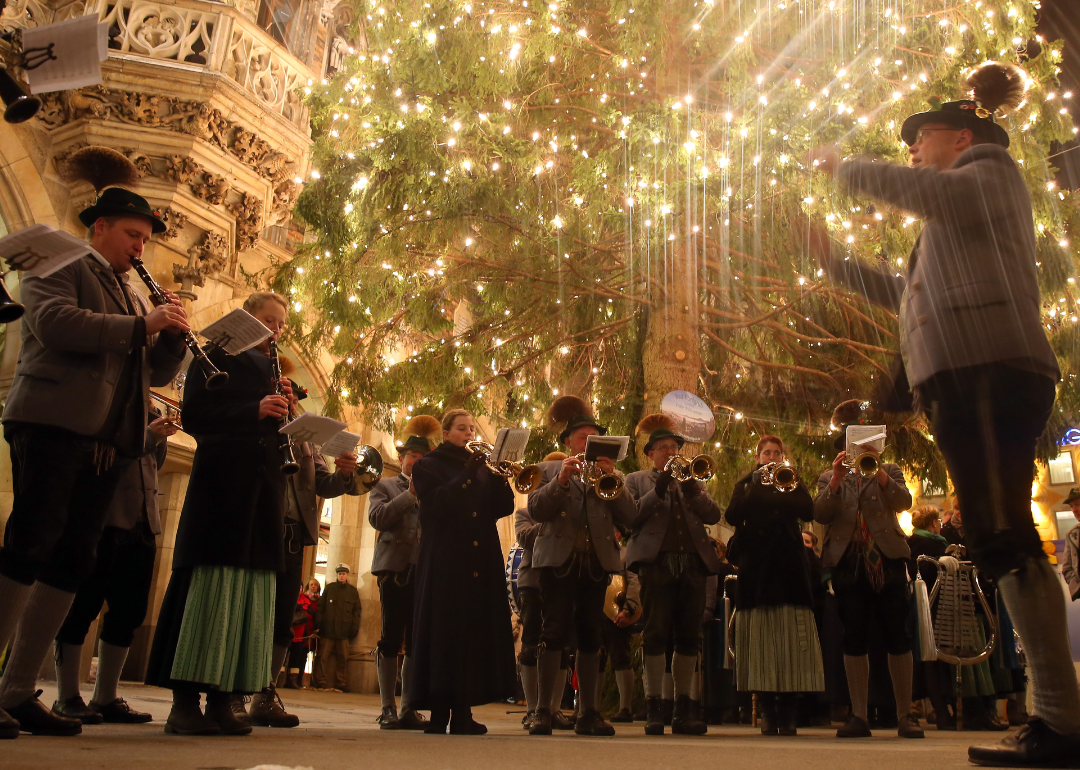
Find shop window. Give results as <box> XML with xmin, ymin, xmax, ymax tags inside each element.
<box><xmin>257</xmin><ymin>0</ymin><xmax>298</xmax><ymax>48</ymax></box>
<box><xmin>1049</xmin><ymin>451</ymin><xmax>1076</xmax><ymax>486</ymax></box>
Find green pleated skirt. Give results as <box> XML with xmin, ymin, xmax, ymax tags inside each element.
<box><xmin>169</xmin><ymin>565</ymin><xmax>276</xmax><ymax>692</ymax></box>
<box><xmin>736</xmin><ymin>605</ymin><xmax>825</xmax><ymax>693</ymax></box>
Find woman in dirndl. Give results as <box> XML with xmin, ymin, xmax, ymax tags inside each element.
<box><xmin>724</xmin><ymin>435</ymin><xmax>824</xmax><ymax>735</ymax></box>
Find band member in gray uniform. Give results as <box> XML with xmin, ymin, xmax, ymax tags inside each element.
<box><xmin>0</xmin><ymin>153</ymin><xmax>187</xmax><ymax>738</ymax></box>
<box><xmin>813</xmin><ymin>400</ymin><xmax>919</xmax><ymax>740</ymax></box>
<box><xmin>527</xmin><ymin>397</ymin><xmax>635</xmax><ymax>737</ymax></box>
<box><xmin>368</xmin><ymin>415</ymin><xmax>440</xmax><ymax>730</ymax></box>
<box><xmin>246</xmin><ymin>368</ymin><xmax>359</xmax><ymax>729</ymax></box>
<box><xmin>624</xmin><ymin>414</ymin><xmax>722</xmax><ymax>737</ymax></box>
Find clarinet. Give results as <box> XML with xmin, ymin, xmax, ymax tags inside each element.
<box><xmin>128</xmin><ymin>257</ymin><xmax>229</xmax><ymax>390</ymax></box>
<box><xmin>268</xmin><ymin>338</ymin><xmax>300</xmax><ymax>476</ymax></box>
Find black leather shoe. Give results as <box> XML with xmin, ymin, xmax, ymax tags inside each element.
<box><xmin>575</xmin><ymin>708</ymin><xmax>615</xmax><ymax>736</ymax></box>
<box><xmin>0</xmin><ymin>707</ymin><xmax>20</xmax><ymax>740</ymax></box>
<box><xmin>551</xmin><ymin>710</ymin><xmax>575</xmax><ymax>730</ymax></box>
<box><xmin>836</xmin><ymin>714</ymin><xmax>872</xmax><ymax>738</ymax></box>
<box><xmin>379</xmin><ymin>706</ymin><xmax>401</xmax><ymax>729</ymax></box>
<box><xmin>398</xmin><ymin>710</ymin><xmax>427</xmax><ymax>730</ymax></box>
<box><xmin>521</xmin><ymin>710</ymin><xmax>534</xmax><ymax>730</ymax></box>
<box><xmin>529</xmin><ymin>707</ymin><xmax>552</xmax><ymax>735</ymax></box>
<box><xmin>449</xmin><ymin>717</ymin><xmax>487</xmax><ymax>735</ymax></box>
<box><xmin>8</xmin><ymin>692</ymin><xmax>81</xmax><ymax>736</ymax></box>
<box><xmin>644</xmin><ymin>696</ymin><xmax>664</xmax><ymax>736</ymax></box>
<box><xmin>758</xmin><ymin>697</ymin><xmax>779</xmax><ymax>736</ymax></box>
<box><xmin>661</xmin><ymin>698</ymin><xmax>674</xmax><ymax>726</ymax></box>
<box><xmin>898</xmin><ymin>714</ymin><xmax>925</xmax><ymax>739</ymax></box>
<box><xmin>52</xmin><ymin>695</ymin><xmax>103</xmax><ymax>725</ymax></box>
<box><xmin>671</xmin><ymin>695</ymin><xmax>707</xmax><ymax>736</ymax></box>
<box><xmin>90</xmin><ymin>697</ymin><xmax>152</xmax><ymax>724</ymax></box>
<box><xmin>609</xmin><ymin>708</ymin><xmax>633</xmax><ymax>723</ymax></box>
<box><xmin>969</xmin><ymin>719</ymin><xmax>1080</xmax><ymax>767</ymax></box>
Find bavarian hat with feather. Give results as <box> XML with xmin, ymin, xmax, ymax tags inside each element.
<box><xmin>63</xmin><ymin>146</ymin><xmax>167</xmax><ymax>234</ymax></box>
<box><xmin>831</xmin><ymin>399</ymin><xmax>866</xmax><ymax>451</ymax></box>
<box><xmin>399</xmin><ymin>414</ymin><xmax>440</xmax><ymax>453</ymax></box>
<box><xmin>636</xmin><ymin>413</ymin><xmax>684</xmax><ymax>454</ymax></box>
<box><xmin>547</xmin><ymin>395</ymin><xmax>607</xmax><ymax>445</ymax></box>
<box><xmin>900</xmin><ymin>61</ymin><xmax>1027</xmax><ymax>149</ymax></box>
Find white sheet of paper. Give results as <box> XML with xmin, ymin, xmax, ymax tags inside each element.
<box><xmin>0</xmin><ymin>224</ymin><xmax>90</xmax><ymax>278</ymax></box>
<box><xmin>321</xmin><ymin>430</ymin><xmax>361</xmax><ymax>458</ymax></box>
<box><xmin>491</xmin><ymin>427</ymin><xmax>530</xmax><ymax>463</ymax></box>
<box><xmin>586</xmin><ymin>435</ymin><xmax>629</xmax><ymax>462</ymax></box>
<box><xmin>22</xmin><ymin>17</ymin><xmax>110</xmax><ymax>94</ymax></box>
<box><xmin>847</xmin><ymin>425</ymin><xmax>886</xmax><ymax>455</ymax></box>
<box><xmin>199</xmin><ymin>308</ymin><xmax>272</xmax><ymax>355</ymax></box>
<box><xmin>279</xmin><ymin>412</ymin><xmax>347</xmax><ymax>446</ymax></box>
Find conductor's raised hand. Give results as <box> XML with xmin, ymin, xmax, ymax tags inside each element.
<box><xmin>144</xmin><ymin>303</ymin><xmax>190</xmax><ymax>337</ymax></box>
<box><xmin>259</xmin><ymin>394</ymin><xmax>290</xmax><ymax>420</ymax></box>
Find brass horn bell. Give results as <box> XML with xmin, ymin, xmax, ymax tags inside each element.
<box><xmin>1</xmin><ymin>69</ymin><xmax>40</xmax><ymax>124</ymax></box>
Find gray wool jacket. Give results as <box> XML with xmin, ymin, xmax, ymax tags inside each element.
<box><xmin>527</xmin><ymin>459</ymin><xmax>636</xmax><ymax>574</ymax></box>
<box><xmin>514</xmin><ymin>506</ymin><xmax>542</xmax><ymax>590</ymax></box>
<box><xmin>831</xmin><ymin>144</ymin><xmax>1059</xmax><ymax>388</ymax></box>
<box><xmin>368</xmin><ymin>473</ymin><xmax>419</xmax><ymax>575</ymax></box>
<box><xmin>623</xmin><ymin>468</ymin><xmax>723</xmax><ymax>574</ymax></box>
<box><xmin>1060</xmin><ymin>524</ymin><xmax>1080</xmax><ymax>601</ymax></box>
<box><xmin>103</xmin><ymin>426</ymin><xmax>168</xmax><ymax>533</ymax></box>
<box><xmin>813</xmin><ymin>464</ymin><xmax>913</xmax><ymax>570</ymax></box>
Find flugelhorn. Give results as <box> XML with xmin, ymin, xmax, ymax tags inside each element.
<box><xmin>843</xmin><ymin>450</ymin><xmax>881</xmax><ymax>479</ymax></box>
<box><xmin>663</xmin><ymin>454</ymin><xmax>716</xmax><ymax>483</ymax></box>
<box><xmin>128</xmin><ymin>257</ymin><xmax>228</xmax><ymax>390</ymax></box>
<box><xmin>759</xmin><ymin>460</ymin><xmax>799</xmax><ymax>492</ymax></box>
<box><xmin>466</xmin><ymin>440</ymin><xmax>543</xmax><ymax>493</ymax></box>
<box><xmin>572</xmin><ymin>452</ymin><xmax>624</xmax><ymax>500</ymax></box>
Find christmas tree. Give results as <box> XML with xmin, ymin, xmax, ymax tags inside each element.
<box><xmin>284</xmin><ymin>0</ymin><xmax>1078</xmax><ymax>492</ymax></box>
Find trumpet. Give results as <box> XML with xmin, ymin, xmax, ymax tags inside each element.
<box><xmin>759</xmin><ymin>460</ymin><xmax>800</xmax><ymax>492</ymax></box>
<box><xmin>150</xmin><ymin>391</ymin><xmax>183</xmax><ymax>429</ymax></box>
<box><xmin>572</xmin><ymin>452</ymin><xmax>624</xmax><ymax>500</ymax></box>
<box><xmin>354</xmin><ymin>444</ymin><xmax>384</xmax><ymax>492</ymax></box>
<box><xmin>465</xmin><ymin>440</ymin><xmax>544</xmax><ymax>494</ymax></box>
<box><xmin>663</xmin><ymin>454</ymin><xmax>716</xmax><ymax>483</ymax></box>
<box><xmin>843</xmin><ymin>450</ymin><xmax>881</xmax><ymax>479</ymax></box>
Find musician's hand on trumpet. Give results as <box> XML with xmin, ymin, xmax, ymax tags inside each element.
<box><xmin>334</xmin><ymin>451</ymin><xmax>358</xmax><ymax>477</ymax></box>
<box><xmin>557</xmin><ymin>454</ymin><xmax>583</xmax><ymax>485</ymax></box>
<box><xmin>654</xmin><ymin>466</ymin><xmax>675</xmax><ymax>497</ymax></box>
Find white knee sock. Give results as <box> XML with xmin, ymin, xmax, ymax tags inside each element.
<box><xmin>0</xmin><ymin>582</ymin><xmax>76</xmax><ymax>709</ymax></box>
<box><xmin>54</xmin><ymin>641</ymin><xmax>83</xmax><ymax>701</ymax></box>
<box><xmin>844</xmin><ymin>654</ymin><xmax>870</xmax><ymax>722</ymax></box>
<box><xmin>998</xmin><ymin>558</ymin><xmax>1080</xmax><ymax>735</ymax></box>
<box><xmin>887</xmin><ymin>652</ymin><xmax>913</xmax><ymax>722</ymax></box>
<box><xmin>400</xmin><ymin>656</ymin><xmax>414</xmax><ymax>714</ymax></box>
<box><xmin>671</xmin><ymin>652</ymin><xmax>697</xmax><ymax>699</ymax></box>
<box><xmin>0</xmin><ymin>574</ymin><xmax>32</xmax><ymax>655</ymax></box>
<box><xmin>551</xmin><ymin>668</ymin><xmax>568</xmax><ymax>712</ymax></box>
<box><xmin>91</xmin><ymin>640</ymin><xmax>129</xmax><ymax>706</ymax></box>
<box><xmin>521</xmin><ymin>663</ymin><xmax>538</xmax><ymax>713</ymax></box>
<box><xmin>576</xmin><ymin>652</ymin><xmax>601</xmax><ymax>712</ymax></box>
<box><xmin>662</xmin><ymin>670</ymin><xmax>674</xmax><ymax>700</ymax></box>
<box><xmin>643</xmin><ymin>654</ymin><xmax>666</xmax><ymax>698</ymax></box>
<box><xmin>377</xmin><ymin>652</ymin><xmax>397</xmax><ymax>711</ymax></box>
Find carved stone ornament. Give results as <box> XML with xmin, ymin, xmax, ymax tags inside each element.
<box><xmin>228</xmin><ymin>191</ymin><xmax>263</xmax><ymax>250</ymax></box>
<box><xmin>191</xmin><ymin>171</ymin><xmax>231</xmax><ymax>206</ymax></box>
<box><xmin>165</xmin><ymin>155</ymin><xmax>202</xmax><ymax>184</ymax></box>
<box><xmin>120</xmin><ymin>148</ymin><xmax>154</xmax><ymax>178</ymax></box>
<box><xmin>186</xmin><ymin>230</ymin><xmax>230</xmax><ymax>277</ymax></box>
<box><xmin>158</xmin><ymin>207</ymin><xmax>189</xmax><ymax>241</ymax></box>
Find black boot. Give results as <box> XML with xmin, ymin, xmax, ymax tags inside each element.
<box><xmin>661</xmin><ymin>698</ymin><xmax>674</xmax><ymax>726</ymax></box>
<box><xmin>283</xmin><ymin>673</ymin><xmax>299</xmax><ymax>690</ymax></box>
<box><xmin>576</xmin><ymin>708</ymin><xmax>615</xmax><ymax>736</ymax></box>
<box><xmin>777</xmin><ymin>694</ymin><xmax>798</xmax><ymax>737</ymax></box>
<box><xmin>0</xmin><ymin>707</ymin><xmax>18</xmax><ymax>740</ymax></box>
<box><xmin>529</xmin><ymin>707</ymin><xmax>552</xmax><ymax>735</ymax></box>
<box><xmin>671</xmin><ymin>695</ymin><xmax>707</xmax><ymax>735</ymax></box>
<box><xmin>424</xmin><ymin>707</ymin><xmax>450</xmax><ymax>734</ymax></box>
<box><xmin>644</xmin><ymin>696</ymin><xmax>664</xmax><ymax>736</ymax></box>
<box><xmin>449</xmin><ymin>707</ymin><xmax>486</xmax><ymax>735</ymax></box>
<box><xmin>6</xmin><ymin>691</ymin><xmax>81</xmax><ymax>736</ymax></box>
<box><xmin>758</xmin><ymin>694</ymin><xmax>778</xmax><ymax>736</ymax></box>
<box><xmin>398</xmin><ymin>710</ymin><xmax>427</xmax><ymax>730</ymax></box>
<box><xmin>165</xmin><ymin>690</ymin><xmax>219</xmax><ymax>736</ymax></box>
<box><xmin>204</xmin><ymin>691</ymin><xmax>252</xmax><ymax>735</ymax></box>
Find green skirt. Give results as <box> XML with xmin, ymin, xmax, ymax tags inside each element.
<box><xmin>736</xmin><ymin>605</ymin><xmax>825</xmax><ymax>693</ymax></box>
<box><xmin>170</xmin><ymin>565</ymin><xmax>276</xmax><ymax>692</ymax></box>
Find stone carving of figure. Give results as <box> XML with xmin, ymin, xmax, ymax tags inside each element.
<box><xmin>165</xmin><ymin>155</ymin><xmax>202</xmax><ymax>184</ymax></box>
<box><xmin>191</xmin><ymin>171</ymin><xmax>231</xmax><ymax>205</ymax></box>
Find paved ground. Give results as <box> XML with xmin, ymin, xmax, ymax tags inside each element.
<box><xmin>5</xmin><ymin>682</ymin><xmax>994</xmax><ymax>770</ymax></box>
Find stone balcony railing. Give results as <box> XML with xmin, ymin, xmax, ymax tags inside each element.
<box><xmin>1</xmin><ymin>0</ymin><xmax>312</xmax><ymax>129</ymax></box>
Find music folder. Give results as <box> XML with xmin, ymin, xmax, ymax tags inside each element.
<box><xmin>585</xmin><ymin>435</ymin><xmax>629</xmax><ymax>462</ymax></box>
<box><xmin>491</xmin><ymin>427</ymin><xmax>530</xmax><ymax>463</ymax></box>
<box><xmin>846</xmin><ymin>425</ymin><xmax>886</xmax><ymax>456</ymax></box>
<box><xmin>199</xmin><ymin>309</ymin><xmax>273</xmax><ymax>355</ymax></box>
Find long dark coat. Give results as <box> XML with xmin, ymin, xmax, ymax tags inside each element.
<box><xmin>724</xmin><ymin>466</ymin><xmax>815</xmax><ymax>611</ymax></box>
<box><xmin>173</xmin><ymin>347</ymin><xmax>287</xmax><ymax>573</ymax></box>
<box><xmin>407</xmin><ymin>441</ymin><xmax>516</xmax><ymax>710</ymax></box>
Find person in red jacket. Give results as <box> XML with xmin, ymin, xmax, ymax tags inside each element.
<box><xmin>285</xmin><ymin>579</ymin><xmax>320</xmax><ymax>689</ymax></box>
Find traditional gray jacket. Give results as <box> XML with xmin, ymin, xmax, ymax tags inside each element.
<box><xmin>527</xmin><ymin>459</ymin><xmax>636</xmax><ymax>574</ymax></box>
<box><xmin>1060</xmin><ymin>523</ymin><xmax>1080</xmax><ymax>601</ymax></box>
<box><xmin>834</xmin><ymin>144</ymin><xmax>1059</xmax><ymax>387</ymax></box>
<box><xmin>103</xmin><ymin>427</ymin><xmax>168</xmax><ymax>533</ymax></box>
<box><xmin>514</xmin><ymin>506</ymin><xmax>542</xmax><ymax>590</ymax></box>
<box><xmin>368</xmin><ymin>473</ymin><xmax>419</xmax><ymax>575</ymax></box>
<box><xmin>813</xmin><ymin>463</ymin><xmax>913</xmax><ymax>570</ymax></box>
<box><xmin>623</xmin><ymin>468</ymin><xmax>723</xmax><ymax>574</ymax></box>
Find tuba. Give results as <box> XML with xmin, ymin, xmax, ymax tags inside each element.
<box><xmin>603</xmin><ymin>574</ymin><xmax>643</xmax><ymax>624</ymax></box>
<box><xmin>759</xmin><ymin>460</ymin><xmax>799</xmax><ymax>492</ymax></box>
<box><xmin>353</xmin><ymin>444</ymin><xmax>384</xmax><ymax>493</ymax></box>
<box><xmin>466</xmin><ymin>440</ymin><xmax>543</xmax><ymax>493</ymax></box>
<box><xmin>663</xmin><ymin>454</ymin><xmax>716</xmax><ymax>483</ymax></box>
<box><xmin>573</xmin><ymin>452</ymin><xmax>624</xmax><ymax>500</ymax></box>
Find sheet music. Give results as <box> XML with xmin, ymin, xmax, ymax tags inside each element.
<box><xmin>0</xmin><ymin>224</ymin><xmax>91</xmax><ymax>278</ymax></box>
<box><xmin>22</xmin><ymin>16</ymin><xmax>110</xmax><ymax>95</ymax></box>
<box><xmin>321</xmin><ymin>430</ymin><xmax>361</xmax><ymax>458</ymax></box>
<box><xmin>586</xmin><ymin>435</ymin><xmax>629</xmax><ymax>462</ymax></box>
<box><xmin>199</xmin><ymin>308</ymin><xmax>272</xmax><ymax>355</ymax></box>
<box><xmin>846</xmin><ymin>425</ymin><xmax>886</xmax><ymax>456</ymax></box>
<box><xmin>491</xmin><ymin>427</ymin><xmax>530</xmax><ymax>463</ymax></box>
<box><xmin>279</xmin><ymin>412</ymin><xmax>347</xmax><ymax>446</ymax></box>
